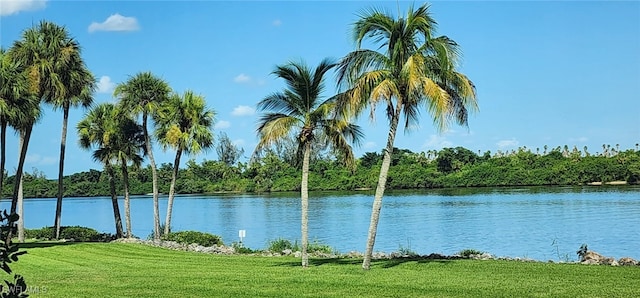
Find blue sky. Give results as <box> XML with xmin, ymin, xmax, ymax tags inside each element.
<box><xmin>1</xmin><ymin>0</ymin><xmax>639</xmax><ymax>179</ymax></box>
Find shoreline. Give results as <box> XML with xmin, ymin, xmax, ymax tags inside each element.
<box><xmin>110</xmin><ymin>238</ymin><xmax>640</xmax><ymax>267</ymax></box>
<box><xmin>4</xmin><ymin>183</ymin><xmax>639</xmax><ymax>201</ymax></box>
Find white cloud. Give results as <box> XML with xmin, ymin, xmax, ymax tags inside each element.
<box><xmin>231</xmin><ymin>105</ymin><xmax>255</xmax><ymax>116</ymax></box>
<box><xmin>96</xmin><ymin>76</ymin><xmax>115</xmax><ymax>94</ymax></box>
<box><xmin>25</xmin><ymin>154</ymin><xmax>56</xmax><ymax>165</ymax></box>
<box><xmin>363</xmin><ymin>141</ymin><xmax>377</xmax><ymax>149</ymax></box>
<box><xmin>214</xmin><ymin>120</ymin><xmax>231</xmax><ymax>130</ymax></box>
<box><xmin>272</xmin><ymin>19</ymin><xmax>282</xmax><ymax>26</ymax></box>
<box><xmin>497</xmin><ymin>138</ymin><xmax>519</xmax><ymax>149</ymax></box>
<box><xmin>569</xmin><ymin>136</ymin><xmax>588</xmax><ymax>143</ymax></box>
<box><xmin>233</xmin><ymin>74</ymin><xmax>251</xmax><ymax>83</ymax></box>
<box><xmin>0</xmin><ymin>0</ymin><xmax>46</xmax><ymax>16</ymax></box>
<box><xmin>422</xmin><ymin>134</ymin><xmax>453</xmax><ymax>150</ymax></box>
<box><xmin>232</xmin><ymin>139</ymin><xmax>245</xmax><ymax>146</ymax></box>
<box><xmin>88</xmin><ymin>13</ymin><xmax>139</xmax><ymax>33</ymax></box>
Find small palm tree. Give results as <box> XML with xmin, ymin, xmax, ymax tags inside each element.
<box><xmin>115</xmin><ymin>72</ymin><xmax>171</xmax><ymax>240</ymax></box>
<box><xmin>336</xmin><ymin>4</ymin><xmax>477</xmax><ymax>269</ymax></box>
<box><xmin>77</xmin><ymin>103</ymin><xmax>130</xmax><ymax>238</ymax></box>
<box><xmin>256</xmin><ymin>58</ymin><xmax>363</xmax><ymax>267</ymax></box>
<box><xmin>111</xmin><ymin>117</ymin><xmax>145</xmax><ymax>238</ymax></box>
<box><xmin>154</xmin><ymin>90</ymin><xmax>215</xmax><ymax>236</ymax></box>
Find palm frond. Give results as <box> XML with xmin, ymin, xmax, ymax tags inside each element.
<box><xmin>256</xmin><ymin>113</ymin><xmax>299</xmax><ymax>150</ymax></box>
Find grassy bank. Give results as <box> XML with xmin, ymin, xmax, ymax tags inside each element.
<box><xmin>10</xmin><ymin>242</ymin><xmax>640</xmax><ymax>297</ymax></box>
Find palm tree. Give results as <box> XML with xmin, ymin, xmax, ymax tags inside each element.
<box><xmin>5</xmin><ymin>27</ymin><xmax>46</xmax><ymax>244</ymax></box>
<box><xmin>154</xmin><ymin>90</ymin><xmax>215</xmax><ymax>236</ymax></box>
<box><xmin>0</xmin><ymin>48</ymin><xmax>29</xmax><ymax>194</ymax></box>
<box><xmin>114</xmin><ymin>120</ymin><xmax>145</xmax><ymax>238</ymax></box>
<box><xmin>77</xmin><ymin>103</ymin><xmax>129</xmax><ymax>238</ymax></box>
<box><xmin>115</xmin><ymin>72</ymin><xmax>171</xmax><ymax>240</ymax></box>
<box><xmin>44</xmin><ymin>22</ymin><xmax>96</xmax><ymax>239</ymax></box>
<box><xmin>255</xmin><ymin>59</ymin><xmax>363</xmax><ymax>267</ymax></box>
<box><xmin>336</xmin><ymin>4</ymin><xmax>477</xmax><ymax>269</ymax></box>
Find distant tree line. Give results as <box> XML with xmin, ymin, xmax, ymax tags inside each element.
<box><xmin>2</xmin><ymin>144</ymin><xmax>638</xmax><ymax>198</ymax></box>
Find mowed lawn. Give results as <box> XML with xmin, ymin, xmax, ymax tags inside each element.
<box><xmin>10</xmin><ymin>242</ymin><xmax>640</xmax><ymax>297</ymax></box>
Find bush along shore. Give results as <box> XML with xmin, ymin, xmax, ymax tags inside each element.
<box><xmin>24</xmin><ymin>226</ymin><xmax>631</xmax><ymax>267</ymax></box>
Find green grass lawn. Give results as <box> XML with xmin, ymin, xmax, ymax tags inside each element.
<box><xmin>9</xmin><ymin>242</ymin><xmax>640</xmax><ymax>297</ymax></box>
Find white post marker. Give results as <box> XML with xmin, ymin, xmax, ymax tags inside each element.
<box><xmin>238</xmin><ymin>229</ymin><xmax>246</xmax><ymax>244</ymax></box>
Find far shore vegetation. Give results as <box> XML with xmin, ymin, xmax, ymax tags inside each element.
<box><xmin>3</xmin><ymin>143</ymin><xmax>639</xmax><ymax>199</ymax></box>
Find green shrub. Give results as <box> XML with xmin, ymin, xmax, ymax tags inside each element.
<box><xmin>25</xmin><ymin>227</ymin><xmax>54</xmax><ymax>240</ymax></box>
<box><xmin>396</xmin><ymin>245</ymin><xmax>419</xmax><ymax>257</ymax></box>
<box><xmin>61</xmin><ymin>226</ymin><xmax>99</xmax><ymax>241</ymax></box>
<box><xmin>1</xmin><ymin>210</ymin><xmax>28</xmax><ymax>297</ymax></box>
<box><xmin>458</xmin><ymin>249</ymin><xmax>484</xmax><ymax>257</ymax></box>
<box><xmin>308</xmin><ymin>240</ymin><xmax>334</xmax><ymax>254</ymax></box>
<box><xmin>267</xmin><ymin>238</ymin><xmax>334</xmax><ymax>254</ymax></box>
<box><xmin>161</xmin><ymin>231</ymin><xmax>223</xmax><ymax>247</ymax></box>
<box><xmin>24</xmin><ymin>226</ymin><xmax>113</xmax><ymax>242</ymax></box>
<box><xmin>231</xmin><ymin>242</ymin><xmax>257</xmax><ymax>254</ymax></box>
<box><xmin>267</xmin><ymin>238</ymin><xmax>298</xmax><ymax>252</ymax></box>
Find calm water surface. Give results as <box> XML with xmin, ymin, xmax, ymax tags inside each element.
<box><xmin>4</xmin><ymin>186</ymin><xmax>639</xmax><ymax>261</ymax></box>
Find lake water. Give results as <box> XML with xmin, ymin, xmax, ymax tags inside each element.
<box><xmin>3</xmin><ymin>186</ymin><xmax>639</xmax><ymax>261</ymax></box>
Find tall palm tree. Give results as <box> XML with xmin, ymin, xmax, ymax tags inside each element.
<box><xmin>46</xmin><ymin>24</ymin><xmax>95</xmax><ymax>240</ymax></box>
<box><xmin>5</xmin><ymin>27</ymin><xmax>45</xmax><ymax>244</ymax></box>
<box><xmin>256</xmin><ymin>59</ymin><xmax>363</xmax><ymax>267</ymax></box>
<box><xmin>336</xmin><ymin>4</ymin><xmax>477</xmax><ymax>269</ymax></box>
<box><xmin>154</xmin><ymin>90</ymin><xmax>215</xmax><ymax>236</ymax></box>
<box><xmin>77</xmin><ymin>103</ymin><xmax>129</xmax><ymax>238</ymax></box>
<box><xmin>115</xmin><ymin>72</ymin><xmax>171</xmax><ymax>240</ymax></box>
<box><xmin>0</xmin><ymin>47</ymin><xmax>29</xmax><ymax>195</ymax></box>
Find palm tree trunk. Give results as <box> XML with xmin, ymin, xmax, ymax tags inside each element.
<box><xmin>121</xmin><ymin>157</ymin><xmax>132</xmax><ymax>238</ymax></box>
<box><xmin>17</xmin><ymin>168</ymin><xmax>24</xmax><ymax>242</ymax></box>
<box><xmin>53</xmin><ymin>106</ymin><xmax>69</xmax><ymax>239</ymax></box>
<box><xmin>143</xmin><ymin>113</ymin><xmax>161</xmax><ymax>240</ymax></box>
<box><xmin>107</xmin><ymin>162</ymin><xmax>124</xmax><ymax>238</ymax></box>
<box><xmin>0</xmin><ymin>121</ymin><xmax>6</xmax><ymax>197</ymax></box>
<box><xmin>6</xmin><ymin>125</ymin><xmax>32</xmax><ymax>245</ymax></box>
<box><xmin>17</xmin><ymin>132</ymin><xmax>25</xmax><ymax>242</ymax></box>
<box><xmin>164</xmin><ymin>148</ymin><xmax>182</xmax><ymax>236</ymax></box>
<box><xmin>362</xmin><ymin>104</ymin><xmax>402</xmax><ymax>270</ymax></box>
<box><xmin>300</xmin><ymin>142</ymin><xmax>311</xmax><ymax>268</ymax></box>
